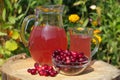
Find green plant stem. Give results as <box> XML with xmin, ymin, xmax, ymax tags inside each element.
<box><xmin>18</xmin><ymin>1</ymin><xmax>31</xmax><ymax>28</ymax></box>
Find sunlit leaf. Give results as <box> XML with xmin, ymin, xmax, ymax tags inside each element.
<box><xmin>0</xmin><ymin>32</ymin><xmax>7</xmax><ymax>36</ymax></box>
<box><xmin>30</xmin><ymin>1</ymin><xmax>37</xmax><ymax>7</ymax></box>
<box><xmin>73</xmin><ymin>1</ymin><xmax>85</xmax><ymax>6</ymax></box>
<box><xmin>1</xmin><ymin>23</ymin><xmax>13</xmax><ymax>29</ymax></box>
<box><xmin>0</xmin><ymin>46</ymin><xmax>4</xmax><ymax>55</ymax></box>
<box><xmin>2</xmin><ymin>8</ymin><xmax>6</xmax><ymax>21</ymax></box>
<box><xmin>5</xmin><ymin>40</ymin><xmax>18</xmax><ymax>51</ymax></box>
<box><xmin>4</xmin><ymin>0</ymin><xmax>12</xmax><ymax>11</ymax></box>
<box><xmin>107</xmin><ymin>13</ymin><xmax>112</xmax><ymax>20</ymax></box>
<box><xmin>18</xmin><ymin>6</ymin><xmax>22</xmax><ymax>14</ymax></box>
<box><xmin>82</xmin><ymin>18</ymin><xmax>89</xmax><ymax>27</ymax></box>
<box><xmin>11</xmin><ymin>30</ymin><xmax>20</xmax><ymax>39</ymax></box>
<box><xmin>17</xmin><ymin>14</ymin><xmax>25</xmax><ymax>20</ymax></box>
<box><xmin>0</xmin><ymin>59</ymin><xmax>5</xmax><ymax>66</ymax></box>
<box><xmin>4</xmin><ymin>50</ymin><xmax>12</xmax><ymax>56</ymax></box>
<box><xmin>14</xmin><ymin>3</ymin><xmax>18</xmax><ymax>9</ymax></box>
<box><xmin>8</xmin><ymin>16</ymin><xmax>16</xmax><ymax>24</ymax></box>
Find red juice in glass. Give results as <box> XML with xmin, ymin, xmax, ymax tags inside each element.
<box><xmin>28</xmin><ymin>26</ymin><xmax>67</xmax><ymax>65</ymax></box>
<box><xmin>70</xmin><ymin>34</ymin><xmax>91</xmax><ymax>58</ymax></box>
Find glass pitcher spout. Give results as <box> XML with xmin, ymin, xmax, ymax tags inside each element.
<box><xmin>34</xmin><ymin>5</ymin><xmax>64</xmax><ymax>27</ymax></box>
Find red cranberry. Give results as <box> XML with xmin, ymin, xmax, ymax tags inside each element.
<box><xmin>30</xmin><ymin>69</ymin><xmax>37</xmax><ymax>75</ymax></box>
<box><xmin>38</xmin><ymin>70</ymin><xmax>44</xmax><ymax>76</ymax></box>
<box><xmin>36</xmin><ymin>66</ymin><xmax>42</xmax><ymax>71</ymax></box>
<box><xmin>71</xmin><ymin>57</ymin><xmax>76</xmax><ymax>62</ymax></box>
<box><xmin>78</xmin><ymin>52</ymin><xmax>84</xmax><ymax>58</ymax></box>
<box><xmin>49</xmin><ymin>71</ymin><xmax>58</xmax><ymax>77</ymax></box>
<box><xmin>27</xmin><ymin>63</ymin><xmax>58</xmax><ymax>77</ymax></box>
<box><xmin>41</xmin><ymin>64</ymin><xmax>49</xmax><ymax>70</ymax></box>
<box><xmin>43</xmin><ymin>71</ymin><xmax>49</xmax><ymax>76</ymax></box>
<box><xmin>60</xmin><ymin>52</ymin><xmax>64</xmax><ymax>56</ymax></box>
<box><xmin>34</xmin><ymin>62</ymin><xmax>39</xmax><ymax>67</ymax></box>
<box><xmin>48</xmin><ymin>66</ymin><xmax>54</xmax><ymax>70</ymax></box>
<box><xmin>27</xmin><ymin>68</ymin><xmax>32</xmax><ymax>73</ymax></box>
<box><xmin>71</xmin><ymin>51</ymin><xmax>78</xmax><ymax>58</ymax></box>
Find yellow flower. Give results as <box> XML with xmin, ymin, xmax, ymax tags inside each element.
<box><xmin>94</xmin><ymin>29</ymin><xmax>101</xmax><ymax>34</ymax></box>
<box><xmin>92</xmin><ymin>34</ymin><xmax>102</xmax><ymax>44</ymax></box>
<box><xmin>68</xmin><ymin>14</ymin><xmax>80</xmax><ymax>23</ymax></box>
<box><xmin>77</xmin><ymin>27</ymin><xmax>84</xmax><ymax>31</ymax></box>
<box><xmin>92</xmin><ymin>21</ymin><xmax>98</xmax><ymax>26</ymax></box>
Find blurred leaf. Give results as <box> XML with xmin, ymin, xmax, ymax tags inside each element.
<box><xmin>0</xmin><ymin>46</ymin><xmax>4</xmax><ymax>55</ymax></box>
<box><xmin>82</xmin><ymin>18</ymin><xmax>89</xmax><ymax>27</ymax></box>
<box><xmin>14</xmin><ymin>3</ymin><xmax>19</xmax><ymax>9</ymax></box>
<box><xmin>8</xmin><ymin>16</ymin><xmax>16</xmax><ymax>24</ymax></box>
<box><xmin>16</xmin><ymin>14</ymin><xmax>25</xmax><ymax>20</ymax></box>
<box><xmin>113</xmin><ymin>20</ymin><xmax>117</xmax><ymax>27</ymax></box>
<box><xmin>54</xmin><ymin>0</ymin><xmax>63</xmax><ymax>5</ymax></box>
<box><xmin>0</xmin><ymin>32</ymin><xmax>7</xmax><ymax>36</ymax></box>
<box><xmin>4</xmin><ymin>0</ymin><xmax>12</xmax><ymax>11</ymax></box>
<box><xmin>0</xmin><ymin>59</ymin><xmax>5</xmax><ymax>66</ymax></box>
<box><xmin>2</xmin><ymin>23</ymin><xmax>13</xmax><ymax>29</ymax></box>
<box><xmin>4</xmin><ymin>50</ymin><xmax>12</xmax><ymax>56</ymax></box>
<box><xmin>116</xmin><ymin>24</ymin><xmax>120</xmax><ymax>29</ymax></box>
<box><xmin>30</xmin><ymin>1</ymin><xmax>37</xmax><ymax>7</ymax></box>
<box><xmin>0</xmin><ymin>76</ymin><xmax>1</xmax><ymax>80</ymax></box>
<box><xmin>107</xmin><ymin>13</ymin><xmax>113</xmax><ymax>20</ymax></box>
<box><xmin>2</xmin><ymin>8</ymin><xmax>6</xmax><ymax>21</ymax></box>
<box><xmin>18</xmin><ymin>6</ymin><xmax>22</xmax><ymax>14</ymax></box>
<box><xmin>5</xmin><ymin>40</ymin><xmax>18</xmax><ymax>51</ymax></box>
<box><xmin>73</xmin><ymin>1</ymin><xmax>85</xmax><ymax>6</ymax></box>
<box><xmin>11</xmin><ymin>30</ymin><xmax>20</xmax><ymax>40</ymax></box>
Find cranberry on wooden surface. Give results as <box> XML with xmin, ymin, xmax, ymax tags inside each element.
<box><xmin>27</xmin><ymin>63</ymin><xmax>58</xmax><ymax>77</ymax></box>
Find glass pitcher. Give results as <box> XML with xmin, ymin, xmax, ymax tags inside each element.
<box><xmin>20</xmin><ymin>5</ymin><xmax>68</xmax><ymax>65</ymax></box>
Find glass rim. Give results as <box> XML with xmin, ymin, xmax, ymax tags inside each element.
<box><xmin>68</xmin><ymin>27</ymin><xmax>93</xmax><ymax>31</ymax></box>
<box><xmin>35</xmin><ymin>5</ymin><xmax>64</xmax><ymax>14</ymax></box>
<box><xmin>52</xmin><ymin>58</ymin><xmax>90</xmax><ymax>68</ymax></box>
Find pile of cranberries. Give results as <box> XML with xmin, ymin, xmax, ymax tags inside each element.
<box><xmin>27</xmin><ymin>63</ymin><xmax>58</xmax><ymax>77</ymax></box>
<box><xmin>52</xmin><ymin>49</ymin><xmax>88</xmax><ymax>65</ymax></box>
<box><xmin>27</xmin><ymin>49</ymin><xmax>89</xmax><ymax>76</ymax></box>
<box><xmin>52</xmin><ymin>49</ymin><xmax>89</xmax><ymax>75</ymax></box>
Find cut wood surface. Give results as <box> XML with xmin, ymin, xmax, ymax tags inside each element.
<box><xmin>1</xmin><ymin>53</ymin><xmax>120</xmax><ymax>80</ymax></box>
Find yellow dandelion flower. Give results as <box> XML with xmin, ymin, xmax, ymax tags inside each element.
<box><xmin>94</xmin><ymin>29</ymin><xmax>101</xmax><ymax>34</ymax></box>
<box><xmin>92</xmin><ymin>21</ymin><xmax>98</xmax><ymax>26</ymax></box>
<box><xmin>68</xmin><ymin>14</ymin><xmax>80</xmax><ymax>23</ymax></box>
<box><xmin>92</xmin><ymin>34</ymin><xmax>102</xmax><ymax>44</ymax></box>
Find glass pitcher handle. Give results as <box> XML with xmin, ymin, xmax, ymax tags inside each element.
<box><xmin>91</xmin><ymin>36</ymin><xmax>99</xmax><ymax>57</ymax></box>
<box><xmin>20</xmin><ymin>15</ymin><xmax>36</xmax><ymax>47</ymax></box>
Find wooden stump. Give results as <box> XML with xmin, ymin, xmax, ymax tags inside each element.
<box><xmin>1</xmin><ymin>53</ymin><xmax>120</xmax><ymax>80</ymax></box>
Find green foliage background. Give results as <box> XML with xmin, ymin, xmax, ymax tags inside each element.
<box><xmin>0</xmin><ymin>1</ymin><xmax>120</xmax><ymax>78</ymax></box>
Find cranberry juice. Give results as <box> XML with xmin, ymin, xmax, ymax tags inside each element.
<box><xmin>29</xmin><ymin>26</ymin><xmax>67</xmax><ymax>65</ymax></box>
<box><xmin>70</xmin><ymin>34</ymin><xmax>91</xmax><ymax>58</ymax></box>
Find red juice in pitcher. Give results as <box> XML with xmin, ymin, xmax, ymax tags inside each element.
<box><xmin>28</xmin><ymin>26</ymin><xmax>67</xmax><ymax>65</ymax></box>
<box><xmin>70</xmin><ymin>34</ymin><xmax>91</xmax><ymax>58</ymax></box>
